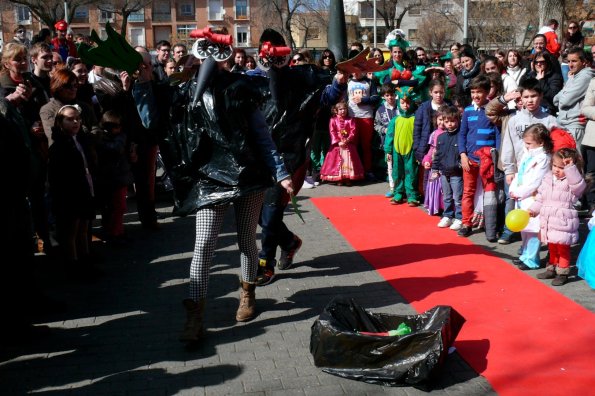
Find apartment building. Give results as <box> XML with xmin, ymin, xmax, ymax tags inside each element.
<box><xmin>0</xmin><ymin>0</ymin><xmax>267</xmax><ymax>51</ymax></box>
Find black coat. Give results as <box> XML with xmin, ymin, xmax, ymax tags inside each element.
<box><xmin>166</xmin><ymin>70</ymin><xmax>274</xmax><ymax>215</ymax></box>
<box><xmin>48</xmin><ymin>131</ymin><xmax>95</xmax><ymax>219</ymax></box>
<box><xmin>264</xmin><ymin>64</ymin><xmax>335</xmax><ymax>173</ymax></box>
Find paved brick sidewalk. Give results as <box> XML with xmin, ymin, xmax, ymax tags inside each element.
<box><xmin>1</xmin><ymin>181</ymin><xmax>592</xmax><ymax>395</ymax></box>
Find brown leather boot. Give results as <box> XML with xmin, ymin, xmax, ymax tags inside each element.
<box><xmin>536</xmin><ymin>265</ymin><xmax>556</xmax><ymax>280</ymax></box>
<box><xmin>236</xmin><ymin>281</ymin><xmax>256</xmax><ymax>322</ymax></box>
<box><xmin>551</xmin><ymin>266</ymin><xmax>570</xmax><ymax>287</ymax></box>
<box><xmin>179</xmin><ymin>298</ymin><xmax>206</xmax><ymax>342</ymax></box>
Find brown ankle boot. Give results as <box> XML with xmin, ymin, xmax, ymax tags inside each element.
<box><xmin>179</xmin><ymin>298</ymin><xmax>206</xmax><ymax>342</ymax></box>
<box><xmin>551</xmin><ymin>267</ymin><xmax>570</xmax><ymax>286</ymax></box>
<box><xmin>537</xmin><ymin>265</ymin><xmax>556</xmax><ymax>280</ymax></box>
<box><xmin>551</xmin><ymin>274</ymin><xmax>568</xmax><ymax>286</ymax></box>
<box><xmin>236</xmin><ymin>281</ymin><xmax>256</xmax><ymax>322</ymax></box>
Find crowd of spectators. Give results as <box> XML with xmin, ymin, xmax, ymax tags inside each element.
<box><xmin>1</xmin><ymin>18</ymin><xmax>594</xmax><ymax>339</ymax></box>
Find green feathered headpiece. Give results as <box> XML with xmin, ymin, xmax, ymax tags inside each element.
<box><xmin>385</xmin><ymin>29</ymin><xmax>410</xmax><ymax>50</ymax></box>
<box><xmin>78</xmin><ymin>22</ymin><xmax>143</xmax><ymax>75</ymax></box>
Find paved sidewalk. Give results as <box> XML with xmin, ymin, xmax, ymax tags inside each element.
<box><xmin>1</xmin><ymin>181</ymin><xmax>592</xmax><ymax>395</ymax></box>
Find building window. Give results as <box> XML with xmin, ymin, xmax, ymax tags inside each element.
<box><xmin>179</xmin><ymin>2</ymin><xmax>194</xmax><ymax>16</ymax></box>
<box><xmin>177</xmin><ymin>24</ymin><xmax>197</xmax><ymax>37</ymax></box>
<box><xmin>73</xmin><ymin>5</ymin><xmax>89</xmax><ymax>19</ymax></box>
<box><xmin>306</xmin><ymin>27</ymin><xmax>320</xmax><ymax>40</ymax></box>
<box><xmin>129</xmin><ymin>9</ymin><xmax>145</xmax><ymax>23</ymax></box>
<box><xmin>235</xmin><ymin>0</ymin><xmax>248</xmax><ymax>19</ymax></box>
<box><xmin>99</xmin><ymin>7</ymin><xmax>114</xmax><ymax>23</ymax></box>
<box><xmin>408</xmin><ymin>29</ymin><xmax>418</xmax><ymax>40</ymax></box>
<box><xmin>236</xmin><ymin>25</ymin><xmax>248</xmax><ymax>46</ymax></box>
<box><xmin>360</xmin><ymin>2</ymin><xmax>373</xmax><ymax>19</ymax></box>
<box><xmin>409</xmin><ymin>7</ymin><xmax>421</xmax><ymax>16</ymax></box>
<box><xmin>16</xmin><ymin>6</ymin><xmax>32</xmax><ymax>24</ymax></box>
<box><xmin>153</xmin><ymin>1</ymin><xmax>171</xmax><ymax>22</ymax></box>
<box><xmin>208</xmin><ymin>0</ymin><xmax>223</xmax><ymax>20</ymax></box>
<box><xmin>129</xmin><ymin>27</ymin><xmax>145</xmax><ymax>46</ymax></box>
<box><xmin>154</xmin><ymin>26</ymin><xmax>172</xmax><ymax>43</ymax></box>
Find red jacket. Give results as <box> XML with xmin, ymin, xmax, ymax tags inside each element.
<box><xmin>543</xmin><ymin>30</ymin><xmax>560</xmax><ymax>59</ymax></box>
<box><xmin>51</xmin><ymin>37</ymin><xmax>78</xmax><ymax>59</ymax></box>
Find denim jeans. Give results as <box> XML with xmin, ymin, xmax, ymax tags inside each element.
<box><xmin>258</xmin><ymin>161</ymin><xmax>307</xmax><ymax>261</ymax></box>
<box><xmin>499</xmin><ymin>178</ymin><xmax>517</xmax><ymax>240</ymax></box>
<box><xmin>441</xmin><ymin>174</ymin><xmax>463</xmax><ymax>220</ymax></box>
<box><xmin>581</xmin><ymin>145</ymin><xmax>595</xmax><ymax>210</ymax></box>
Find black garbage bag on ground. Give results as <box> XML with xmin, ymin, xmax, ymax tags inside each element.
<box><xmin>310</xmin><ymin>297</ymin><xmax>465</xmax><ymax>389</ymax></box>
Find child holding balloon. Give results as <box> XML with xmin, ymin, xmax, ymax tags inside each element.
<box><xmin>508</xmin><ymin>124</ymin><xmax>553</xmax><ymax>270</ymax></box>
<box><xmin>529</xmin><ymin>148</ymin><xmax>587</xmax><ymax>286</ymax></box>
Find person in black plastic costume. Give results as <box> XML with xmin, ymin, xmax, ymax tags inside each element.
<box><xmin>133</xmin><ymin>42</ymin><xmax>294</xmax><ymax>345</ymax></box>
<box><xmin>255</xmin><ymin>31</ymin><xmax>348</xmax><ymax>286</ymax></box>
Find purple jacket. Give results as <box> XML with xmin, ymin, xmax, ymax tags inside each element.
<box><xmin>530</xmin><ymin>165</ymin><xmax>586</xmax><ymax>245</ymax></box>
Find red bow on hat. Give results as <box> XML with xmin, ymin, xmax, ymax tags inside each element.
<box><xmin>55</xmin><ymin>20</ymin><xmax>68</xmax><ymax>31</ymax></box>
<box><xmin>550</xmin><ymin>127</ymin><xmax>577</xmax><ymax>152</ymax></box>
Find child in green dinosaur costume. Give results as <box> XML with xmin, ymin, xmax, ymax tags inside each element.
<box><xmin>384</xmin><ymin>87</ymin><xmax>421</xmax><ymax>206</ymax></box>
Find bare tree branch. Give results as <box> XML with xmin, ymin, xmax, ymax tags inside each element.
<box><xmin>7</xmin><ymin>0</ymin><xmax>99</xmax><ymax>28</ymax></box>
<box><xmin>97</xmin><ymin>0</ymin><xmax>152</xmax><ymax>36</ymax></box>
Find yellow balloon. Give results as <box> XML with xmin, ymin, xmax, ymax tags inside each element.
<box><xmin>506</xmin><ymin>209</ymin><xmax>530</xmax><ymax>232</ymax></box>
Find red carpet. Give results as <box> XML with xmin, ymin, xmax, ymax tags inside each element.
<box><xmin>311</xmin><ymin>195</ymin><xmax>595</xmax><ymax>395</ymax></box>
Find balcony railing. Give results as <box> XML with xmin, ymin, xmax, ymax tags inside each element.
<box><xmin>129</xmin><ymin>11</ymin><xmax>144</xmax><ymax>22</ymax></box>
<box><xmin>152</xmin><ymin>12</ymin><xmax>172</xmax><ymax>22</ymax></box>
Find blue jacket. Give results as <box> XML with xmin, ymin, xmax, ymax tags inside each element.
<box><xmin>458</xmin><ymin>104</ymin><xmax>500</xmax><ymax>162</ymax></box>
<box><xmin>433</xmin><ymin>128</ymin><xmax>462</xmax><ymax>176</ymax></box>
<box><xmin>413</xmin><ymin>100</ymin><xmax>436</xmax><ymax>162</ymax></box>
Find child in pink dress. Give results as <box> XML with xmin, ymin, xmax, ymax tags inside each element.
<box><xmin>422</xmin><ymin>109</ymin><xmax>446</xmax><ymax>215</ymax></box>
<box><xmin>320</xmin><ymin>101</ymin><xmax>364</xmax><ymax>185</ymax></box>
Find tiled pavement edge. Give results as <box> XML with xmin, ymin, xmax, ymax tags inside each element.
<box><xmin>1</xmin><ymin>181</ymin><xmax>592</xmax><ymax>395</ymax></box>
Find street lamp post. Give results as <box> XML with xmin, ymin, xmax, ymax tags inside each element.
<box><xmin>373</xmin><ymin>0</ymin><xmax>377</xmax><ymax>48</ymax></box>
<box><xmin>64</xmin><ymin>1</ymin><xmax>69</xmax><ymax>23</ymax></box>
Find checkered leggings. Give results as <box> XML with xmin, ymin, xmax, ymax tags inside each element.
<box><xmin>189</xmin><ymin>191</ymin><xmax>265</xmax><ymax>301</ymax></box>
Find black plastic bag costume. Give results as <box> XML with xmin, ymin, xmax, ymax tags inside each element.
<box><xmin>263</xmin><ymin>64</ymin><xmax>334</xmax><ymax>173</ymax></box>
<box><xmin>161</xmin><ymin>58</ymin><xmax>276</xmax><ymax>215</ymax></box>
<box><xmin>158</xmin><ymin>57</ymin><xmax>336</xmax><ymax>216</ymax></box>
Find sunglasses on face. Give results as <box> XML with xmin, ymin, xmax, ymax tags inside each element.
<box><xmin>569</xmin><ymin>26</ymin><xmax>578</xmax><ymax>29</ymax></box>
<box><xmin>535</xmin><ymin>60</ymin><xmax>546</xmax><ymax>65</ymax></box>
<box><xmin>322</xmin><ymin>55</ymin><xmax>333</xmax><ymax>59</ymax></box>
<box><xmin>293</xmin><ymin>57</ymin><xmax>303</xmax><ymax>62</ymax></box>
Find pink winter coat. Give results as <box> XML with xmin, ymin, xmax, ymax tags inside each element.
<box><xmin>529</xmin><ymin>164</ymin><xmax>586</xmax><ymax>245</ymax></box>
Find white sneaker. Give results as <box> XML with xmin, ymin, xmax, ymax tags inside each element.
<box><xmin>437</xmin><ymin>217</ymin><xmax>453</xmax><ymax>228</ymax></box>
<box><xmin>302</xmin><ymin>180</ymin><xmax>315</xmax><ymax>189</ymax></box>
<box><xmin>450</xmin><ymin>219</ymin><xmax>463</xmax><ymax>231</ymax></box>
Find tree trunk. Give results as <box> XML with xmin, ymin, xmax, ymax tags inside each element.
<box><xmin>539</xmin><ymin>0</ymin><xmax>564</xmax><ymax>27</ymax></box>
<box><xmin>121</xmin><ymin>10</ymin><xmax>129</xmax><ymax>37</ymax></box>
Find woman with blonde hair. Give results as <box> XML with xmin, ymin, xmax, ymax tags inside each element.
<box><xmin>0</xmin><ymin>43</ymin><xmax>29</xmax><ymax>94</ymax></box>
